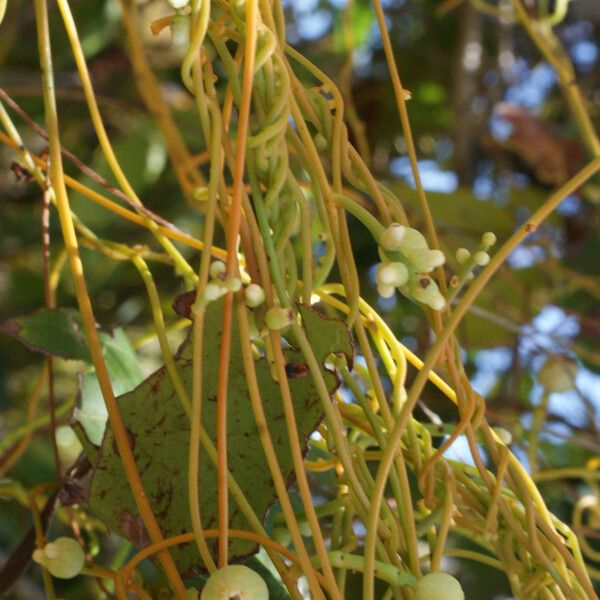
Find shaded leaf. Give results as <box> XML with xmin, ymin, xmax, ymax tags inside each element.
<box><xmin>0</xmin><ymin>307</ymin><xmax>91</xmax><ymax>361</ymax></box>
<box><xmin>87</xmin><ymin>300</ymin><xmax>352</xmax><ymax>574</ymax></box>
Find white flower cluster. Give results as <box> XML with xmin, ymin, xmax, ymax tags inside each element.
<box><xmin>198</xmin><ymin>262</ymin><xmax>267</xmax><ymax>311</ymax></box>
<box><xmin>376</xmin><ymin>224</ymin><xmax>446</xmax><ymax>311</ymax></box>
<box><xmin>198</xmin><ymin>261</ymin><xmax>242</xmax><ymax>306</ymax></box>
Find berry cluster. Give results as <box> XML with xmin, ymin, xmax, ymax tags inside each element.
<box><xmin>196</xmin><ymin>261</ymin><xmax>266</xmax><ymax>311</ymax></box>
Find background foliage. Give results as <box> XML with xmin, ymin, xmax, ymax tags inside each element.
<box><xmin>1</xmin><ymin>0</ymin><xmax>600</xmax><ymax>598</ymax></box>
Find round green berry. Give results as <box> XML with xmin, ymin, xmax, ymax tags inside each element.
<box><xmin>538</xmin><ymin>355</ymin><xmax>577</xmax><ymax>393</ymax></box>
<box><xmin>32</xmin><ymin>537</ymin><xmax>85</xmax><ymax>579</ymax></box>
<box><xmin>200</xmin><ymin>565</ymin><xmax>268</xmax><ymax>600</ymax></box>
<box><xmin>415</xmin><ymin>572</ymin><xmax>464</xmax><ymax>600</ymax></box>
<box><xmin>245</xmin><ymin>283</ymin><xmax>266</xmax><ymax>308</ymax></box>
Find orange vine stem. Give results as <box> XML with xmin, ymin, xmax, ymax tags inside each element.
<box><xmin>119</xmin><ymin>529</ymin><xmax>329</xmax><ymax>592</ymax></box>
<box><xmin>215</xmin><ymin>0</ymin><xmax>258</xmax><ymax>567</ymax></box>
<box><xmin>32</xmin><ymin>0</ymin><xmax>186</xmax><ymax>595</ymax></box>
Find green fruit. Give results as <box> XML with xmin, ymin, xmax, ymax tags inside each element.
<box><xmin>32</xmin><ymin>537</ymin><xmax>85</xmax><ymax>579</ymax></box>
<box><xmin>538</xmin><ymin>355</ymin><xmax>577</xmax><ymax>393</ymax></box>
<box><xmin>200</xmin><ymin>565</ymin><xmax>268</xmax><ymax>600</ymax></box>
<box><xmin>415</xmin><ymin>572</ymin><xmax>464</xmax><ymax>600</ymax></box>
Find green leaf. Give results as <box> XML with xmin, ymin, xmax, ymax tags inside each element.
<box><xmin>87</xmin><ymin>300</ymin><xmax>352</xmax><ymax>574</ymax></box>
<box><xmin>74</xmin><ymin>328</ymin><xmax>144</xmax><ymax>446</ymax></box>
<box><xmin>0</xmin><ymin>307</ymin><xmax>91</xmax><ymax>361</ymax></box>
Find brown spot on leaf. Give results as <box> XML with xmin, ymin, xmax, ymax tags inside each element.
<box><xmin>118</xmin><ymin>510</ymin><xmax>151</xmax><ymax>548</ymax></box>
<box><xmin>285</xmin><ymin>362</ymin><xmax>310</xmax><ymax>379</ymax></box>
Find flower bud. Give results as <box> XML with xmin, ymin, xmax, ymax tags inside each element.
<box><xmin>455</xmin><ymin>248</ymin><xmax>470</xmax><ymax>265</ymax></box>
<box><xmin>377</xmin><ymin>262</ymin><xmax>409</xmax><ymax>287</ymax></box>
<box><xmin>265</xmin><ymin>307</ymin><xmax>294</xmax><ymax>330</ymax></box>
<box><xmin>398</xmin><ymin>227</ymin><xmax>428</xmax><ymax>252</ymax></box>
<box><xmin>245</xmin><ymin>283</ymin><xmax>266</xmax><ymax>307</ymax></box>
<box><xmin>209</xmin><ymin>261</ymin><xmax>226</xmax><ymax>279</ymax></box>
<box><xmin>481</xmin><ymin>231</ymin><xmax>497</xmax><ymax>247</ymax></box>
<box><xmin>168</xmin><ymin>0</ymin><xmax>190</xmax><ymax>9</ymax></box>
<box><xmin>377</xmin><ymin>283</ymin><xmax>396</xmax><ymax>299</ymax></box>
<box><xmin>473</xmin><ymin>251</ymin><xmax>490</xmax><ymax>266</ymax></box>
<box><xmin>411</xmin><ymin>277</ymin><xmax>446</xmax><ymax>311</ymax></box>
<box><xmin>203</xmin><ymin>282</ymin><xmax>226</xmax><ymax>302</ymax></box>
<box><xmin>405</xmin><ymin>249</ymin><xmax>445</xmax><ymax>273</ymax></box>
<box><xmin>379</xmin><ymin>223</ymin><xmax>406</xmax><ymax>252</ymax></box>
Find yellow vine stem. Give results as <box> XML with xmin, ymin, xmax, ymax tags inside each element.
<box><xmin>32</xmin><ymin>0</ymin><xmax>186</xmax><ymax>595</ymax></box>
<box><xmin>510</xmin><ymin>0</ymin><xmax>600</xmax><ymax>159</ymax></box>
<box><xmin>131</xmin><ymin>256</ymin><xmax>192</xmax><ymax>416</ymax></box>
<box><xmin>54</xmin><ymin>0</ymin><xmax>197</xmax><ymax>287</ymax></box>
<box><xmin>369</xmin><ymin>0</ymin><xmax>444</xmax><ymax>291</ymax></box>
<box><xmin>361</xmin><ymin>157</ymin><xmax>600</xmax><ymax>600</ymax></box>
<box><xmin>0</xmin><ymin>131</ymin><xmax>230</xmax><ymax>261</ymax></box>
<box><xmin>215</xmin><ymin>0</ymin><xmax>258</xmax><ymax>567</ymax></box>
<box><xmin>316</xmin><ymin>285</ymin><xmax>457</xmax><ymax>405</ymax></box>
<box><xmin>188</xmin><ymin>87</ymin><xmax>222</xmax><ymax>574</ymax></box>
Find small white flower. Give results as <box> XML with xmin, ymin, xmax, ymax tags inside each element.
<box><xmin>379</xmin><ymin>223</ymin><xmax>406</xmax><ymax>252</ymax></box>
<box><xmin>377</xmin><ymin>262</ymin><xmax>409</xmax><ymax>287</ymax></box>
<box><xmin>245</xmin><ymin>283</ymin><xmax>265</xmax><ymax>307</ymax></box>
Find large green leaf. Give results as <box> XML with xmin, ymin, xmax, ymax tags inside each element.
<box><xmin>0</xmin><ymin>307</ymin><xmax>91</xmax><ymax>361</ymax></box>
<box><xmin>87</xmin><ymin>300</ymin><xmax>353</xmax><ymax>575</ymax></box>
